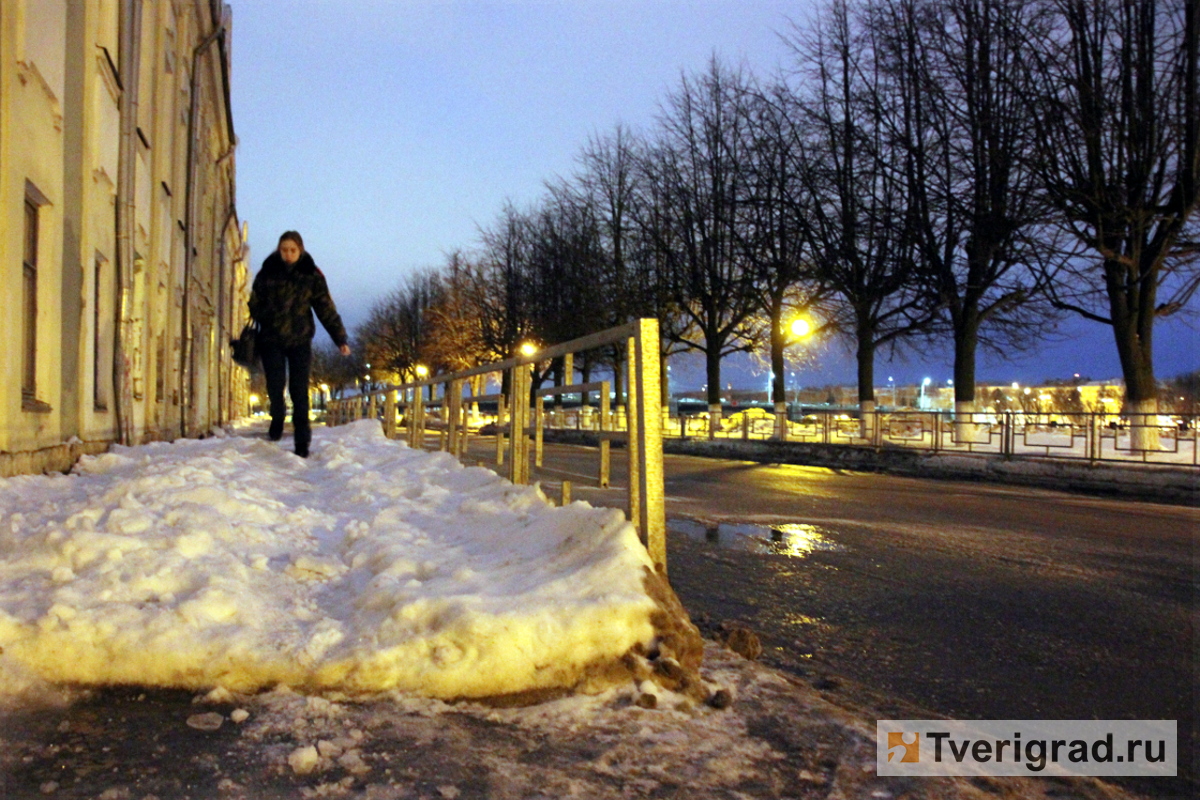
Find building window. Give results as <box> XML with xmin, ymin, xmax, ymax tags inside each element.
<box><xmin>155</xmin><ymin>332</ymin><xmax>165</xmax><ymax>404</ymax></box>
<box><xmin>22</xmin><ymin>197</ymin><xmax>39</xmax><ymax>402</ymax></box>
<box><xmin>94</xmin><ymin>254</ymin><xmax>112</xmax><ymax>411</ymax></box>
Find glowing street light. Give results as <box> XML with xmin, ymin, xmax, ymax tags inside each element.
<box><xmin>415</xmin><ymin>364</ymin><xmax>429</xmax><ymax>378</ymax></box>
<box><xmin>781</xmin><ymin>317</ymin><xmax>814</xmax><ymax>421</ymax></box>
<box><xmin>519</xmin><ymin>341</ymin><xmax>538</xmax><ymax>357</ymax></box>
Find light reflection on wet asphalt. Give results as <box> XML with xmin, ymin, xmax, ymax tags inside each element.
<box><xmin>475</xmin><ymin>441</ymin><xmax>1198</xmax><ymax>799</ymax></box>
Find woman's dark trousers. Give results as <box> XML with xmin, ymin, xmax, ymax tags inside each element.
<box><xmin>259</xmin><ymin>341</ymin><xmax>313</xmax><ymax>456</ymax></box>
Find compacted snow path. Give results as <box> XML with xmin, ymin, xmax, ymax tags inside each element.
<box><xmin>0</xmin><ymin>421</ymin><xmax>659</xmax><ymax>701</ymax></box>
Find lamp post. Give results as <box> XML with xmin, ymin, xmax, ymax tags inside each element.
<box><xmin>777</xmin><ymin>317</ymin><xmax>812</xmax><ymax>440</ymax></box>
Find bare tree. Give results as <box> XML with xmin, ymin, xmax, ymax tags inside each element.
<box><xmin>786</xmin><ymin>1</ymin><xmax>931</xmax><ymax>425</ymax></box>
<box><xmin>575</xmin><ymin>126</ymin><xmax>658</xmax><ymax>405</ymax></box>
<box><xmin>525</xmin><ymin>184</ymin><xmax>608</xmax><ymax>398</ymax></box>
<box><xmin>422</xmin><ymin>250</ymin><xmax>491</xmax><ymax>374</ymax></box>
<box><xmin>1023</xmin><ymin>0</ymin><xmax>1200</xmax><ymax>447</ymax></box>
<box><xmin>644</xmin><ymin>58</ymin><xmax>762</xmax><ymax>425</ymax></box>
<box><xmin>876</xmin><ymin>0</ymin><xmax>1057</xmax><ymax>431</ymax></box>
<box><xmin>356</xmin><ymin>269</ymin><xmax>438</xmax><ymax>382</ymax></box>
<box><xmin>311</xmin><ymin>340</ymin><xmax>364</xmax><ymax>400</ymax></box>
<box><xmin>477</xmin><ymin>201</ymin><xmax>537</xmax><ymax>362</ymax></box>
<box><xmin>738</xmin><ymin>78</ymin><xmax>830</xmax><ymax>417</ymax></box>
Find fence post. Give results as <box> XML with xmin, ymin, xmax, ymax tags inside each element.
<box><xmin>412</xmin><ymin>385</ymin><xmax>425</xmax><ymax>449</ymax></box>
<box><xmin>535</xmin><ymin>395</ymin><xmax>545</xmax><ymax>468</ymax></box>
<box><xmin>368</xmin><ymin>391</ymin><xmax>377</xmax><ymax>422</ymax></box>
<box><xmin>447</xmin><ymin>379</ymin><xmax>462</xmax><ymax>455</ymax></box>
<box><xmin>384</xmin><ymin>391</ymin><xmax>396</xmax><ymax>438</ymax></box>
<box><xmin>626</xmin><ymin>336</ymin><xmax>641</xmax><ymax>550</ymax></box>
<box><xmin>1088</xmin><ymin>413</ymin><xmax>1099</xmax><ymax>461</ymax></box>
<box><xmin>599</xmin><ymin>380</ymin><xmax>611</xmax><ymax>488</ymax></box>
<box><xmin>508</xmin><ymin>364</ymin><xmax>531</xmax><ymax>485</ymax></box>
<box><xmin>458</xmin><ymin>392</ymin><xmax>470</xmax><ymax>457</ymax></box>
<box><xmin>495</xmin><ymin>395</ymin><xmax>507</xmax><ymax>466</ymax></box>
<box><xmin>630</xmin><ymin>319</ymin><xmax>665</xmax><ymax>573</ymax></box>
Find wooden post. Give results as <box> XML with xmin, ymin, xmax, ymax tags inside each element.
<box><xmin>509</xmin><ymin>365</ymin><xmax>531</xmax><ymax>485</ymax></box>
<box><xmin>459</xmin><ymin>394</ymin><xmax>470</xmax><ymax>457</ymax></box>
<box><xmin>496</xmin><ymin>395</ymin><xmax>507</xmax><ymax>466</ymax></box>
<box><xmin>631</xmin><ymin>319</ymin><xmax>665</xmax><ymax>572</ymax></box>
<box><xmin>562</xmin><ymin>352</ymin><xmax>573</xmax><ymax>430</ymax></box>
<box><xmin>626</xmin><ymin>335</ymin><xmax>641</xmax><ymax>547</ymax></box>
<box><xmin>599</xmin><ymin>380</ymin><xmax>611</xmax><ymax>488</ymax></box>
<box><xmin>384</xmin><ymin>390</ymin><xmax>396</xmax><ymax>438</ymax></box>
<box><xmin>535</xmin><ymin>395</ymin><xmax>545</xmax><ymax>468</ymax></box>
<box><xmin>447</xmin><ymin>379</ymin><xmax>462</xmax><ymax>455</ymax></box>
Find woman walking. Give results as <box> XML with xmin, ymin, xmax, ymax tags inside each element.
<box><xmin>248</xmin><ymin>231</ymin><xmax>351</xmax><ymax>458</ymax></box>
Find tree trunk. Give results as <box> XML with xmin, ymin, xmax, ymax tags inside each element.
<box><xmin>953</xmin><ymin>317</ymin><xmax>980</xmax><ymax>443</ymax></box>
<box><xmin>771</xmin><ymin>308</ymin><xmax>788</xmax><ymax>440</ymax></box>
<box><xmin>1111</xmin><ymin>298</ymin><xmax>1160</xmax><ymax>451</ymax></box>
<box><xmin>660</xmin><ymin>348</ymin><xmax>671</xmax><ymax>424</ymax></box>
<box><xmin>580</xmin><ymin>361</ymin><xmax>592</xmax><ymax>426</ymax></box>
<box><xmin>856</xmin><ymin>333</ymin><xmax>876</xmax><ymax>440</ymax></box>
<box><xmin>706</xmin><ymin>346</ymin><xmax>722</xmax><ymax>438</ymax></box>
<box><xmin>610</xmin><ymin>344</ymin><xmax>625</xmax><ymax>411</ymax></box>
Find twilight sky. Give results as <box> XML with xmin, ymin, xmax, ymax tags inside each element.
<box><xmin>229</xmin><ymin>0</ymin><xmax>1197</xmax><ymax>390</ymax></box>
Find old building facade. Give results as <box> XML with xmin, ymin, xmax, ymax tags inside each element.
<box><xmin>1</xmin><ymin>0</ymin><xmax>247</xmax><ymax>476</ymax></box>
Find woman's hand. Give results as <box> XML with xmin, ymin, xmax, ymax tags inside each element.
<box><xmin>339</xmin><ymin>344</ymin><xmax>351</xmax><ymax>356</ymax></box>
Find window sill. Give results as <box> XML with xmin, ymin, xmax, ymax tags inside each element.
<box><xmin>22</xmin><ymin>398</ymin><xmax>53</xmax><ymax>413</ymax></box>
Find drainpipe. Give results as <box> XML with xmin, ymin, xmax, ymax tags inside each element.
<box><xmin>114</xmin><ymin>0</ymin><xmax>142</xmax><ymax>445</ymax></box>
<box><xmin>217</xmin><ymin>201</ymin><xmax>238</xmax><ymax>424</ymax></box>
<box><xmin>180</xmin><ymin>20</ymin><xmax>225</xmax><ymax>438</ymax></box>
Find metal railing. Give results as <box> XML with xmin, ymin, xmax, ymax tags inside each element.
<box><xmin>326</xmin><ymin>319</ymin><xmax>668</xmax><ymax>571</ymax></box>
<box><xmin>655</xmin><ymin>408</ymin><xmax>1198</xmax><ymax>467</ymax></box>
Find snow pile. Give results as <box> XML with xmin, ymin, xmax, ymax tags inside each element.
<box><xmin>0</xmin><ymin>421</ymin><xmax>661</xmax><ymax>700</ymax></box>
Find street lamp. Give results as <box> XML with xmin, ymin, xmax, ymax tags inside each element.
<box><xmin>519</xmin><ymin>341</ymin><xmax>538</xmax><ymax>358</ymax></box>
<box><xmin>780</xmin><ymin>316</ymin><xmax>814</xmax><ymax>432</ymax></box>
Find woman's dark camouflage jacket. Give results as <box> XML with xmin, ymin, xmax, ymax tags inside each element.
<box><xmin>248</xmin><ymin>251</ymin><xmax>349</xmax><ymax>349</ymax></box>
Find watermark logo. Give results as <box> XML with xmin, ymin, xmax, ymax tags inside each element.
<box><xmin>877</xmin><ymin>720</ymin><xmax>1176</xmax><ymax>777</ymax></box>
<box><xmin>887</xmin><ymin>732</ymin><xmax>920</xmax><ymax>763</ymax></box>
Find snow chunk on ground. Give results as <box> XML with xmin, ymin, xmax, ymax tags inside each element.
<box><xmin>0</xmin><ymin>421</ymin><xmax>660</xmax><ymax>700</ymax></box>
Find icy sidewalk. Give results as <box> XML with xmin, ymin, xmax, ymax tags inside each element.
<box><xmin>0</xmin><ymin>423</ymin><xmax>1145</xmax><ymax>798</ymax></box>
<box><xmin>0</xmin><ymin>421</ymin><xmax>691</xmax><ymax>701</ymax></box>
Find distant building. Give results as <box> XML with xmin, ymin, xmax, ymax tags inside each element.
<box><xmin>1</xmin><ymin>1</ymin><xmax>247</xmax><ymax>477</ymax></box>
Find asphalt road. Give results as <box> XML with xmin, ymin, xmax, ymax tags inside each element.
<box><xmin>464</xmin><ymin>439</ymin><xmax>1199</xmax><ymax>799</ymax></box>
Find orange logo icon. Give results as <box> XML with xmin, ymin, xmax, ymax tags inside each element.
<box><xmin>887</xmin><ymin>732</ymin><xmax>920</xmax><ymax>763</ymax></box>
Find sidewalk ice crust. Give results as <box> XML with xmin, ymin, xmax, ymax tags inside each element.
<box><xmin>0</xmin><ymin>421</ymin><xmax>659</xmax><ymax>700</ymax></box>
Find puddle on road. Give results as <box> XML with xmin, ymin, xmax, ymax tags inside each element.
<box><xmin>671</xmin><ymin>520</ymin><xmax>846</xmax><ymax>557</ymax></box>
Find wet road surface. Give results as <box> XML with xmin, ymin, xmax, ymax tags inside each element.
<box><xmin>466</xmin><ymin>440</ymin><xmax>1199</xmax><ymax>799</ymax></box>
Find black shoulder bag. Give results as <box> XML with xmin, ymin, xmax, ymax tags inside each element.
<box><xmin>231</xmin><ymin>321</ymin><xmax>259</xmax><ymax>368</ymax></box>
